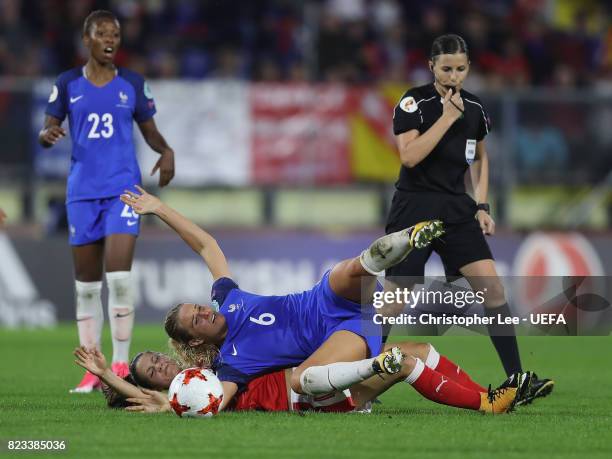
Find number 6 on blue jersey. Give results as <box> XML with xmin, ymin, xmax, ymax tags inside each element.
<box><xmin>249</xmin><ymin>313</ymin><xmax>275</xmax><ymax>326</ymax></box>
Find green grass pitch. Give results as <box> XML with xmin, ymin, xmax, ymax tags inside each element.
<box><xmin>1</xmin><ymin>325</ymin><xmax>610</xmax><ymax>459</ymax></box>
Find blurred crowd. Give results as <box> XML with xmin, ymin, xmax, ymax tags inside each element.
<box><xmin>1</xmin><ymin>0</ymin><xmax>611</xmax><ymax>89</ymax></box>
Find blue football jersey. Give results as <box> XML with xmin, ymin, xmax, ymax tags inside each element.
<box><xmin>45</xmin><ymin>67</ymin><xmax>156</xmax><ymax>203</ymax></box>
<box><xmin>211</xmin><ymin>275</ymin><xmax>382</xmax><ymax>388</ymax></box>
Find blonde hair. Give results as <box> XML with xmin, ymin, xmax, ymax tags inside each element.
<box><xmin>164</xmin><ymin>303</ymin><xmax>220</xmax><ymax>369</ymax></box>
<box><xmin>165</xmin><ymin>303</ymin><xmax>192</xmax><ymax>343</ymax></box>
<box><xmin>168</xmin><ymin>338</ymin><xmax>219</xmax><ymax>369</ymax></box>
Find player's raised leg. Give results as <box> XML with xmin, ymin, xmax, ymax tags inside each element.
<box><xmin>105</xmin><ymin>233</ymin><xmax>137</xmax><ymax>379</ymax></box>
<box><xmin>70</xmin><ymin>242</ymin><xmax>105</xmax><ymax>393</ymax></box>
<box><xmin>329</xmin><ymin>220</ymin><xmax>444</xmax><ymax>303</ymax></box>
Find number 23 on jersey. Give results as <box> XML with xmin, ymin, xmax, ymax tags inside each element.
<box><xmin>87</xmin><ymin>113</ymin><xmax>114</xmax><ymax>139</ymax></box>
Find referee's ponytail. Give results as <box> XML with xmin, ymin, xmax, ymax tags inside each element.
<box><xmin>430</xmin><ymin>34</ymin><xmax>469</xmax><ymax>62</ymax></box>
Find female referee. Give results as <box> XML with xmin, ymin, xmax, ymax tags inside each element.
<box><xmin>120</xmin><ymin>186</ymin><xmax>532</xmax><ymax>415</ymax></box>
<box><xmin>39</xmin><ymin>10</ymin><xmax>176</xmax><ymax>393</ymax></box>
<box><xmin>385</xmin><ymin>34</ymin><xmax>553</xmax><ymax>405</ymax></box>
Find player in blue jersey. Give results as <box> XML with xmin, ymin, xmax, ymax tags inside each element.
<box><xmin>121</xmin><ymin>187</ymin><xmax>533</xmax><ymax>415</ymax></box>
<box><xmin>38</xmin><ymin>10</ymin><xmax>176</xmax><ymax>393</ymax></box>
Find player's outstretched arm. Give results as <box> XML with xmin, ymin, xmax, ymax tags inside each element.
<box><xmin>126</xmin><ymin>383</ymin><xmax>237</xmax><ymax>414</ymax></box>
<box><xmin>126</xmin><ymin>389</ymin><xmax>172</xmax><ymax>414</ymax></box>
<box><xmin>38</xmin><ymin>115</ymin><xmax>67</xmax><ymax>148</ymax></box>
<box><xmin>138</xmin><ymin>119</ymin><xmax>175</xmax><ymax>187</ymax></box>
<box><xmin>121</xmin><ymin>186</ymin><xmax>231</xmax><ymax>281</ymax></box>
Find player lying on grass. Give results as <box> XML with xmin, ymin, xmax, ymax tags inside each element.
<box><xmin>121</xmin><ymin>186</ymin><xmax>532</xmax><ymax>414</ymax></box>
<box><xmin>74</xmin><ymin>346</ymin><xmax>355</xmax><ymax>412</ymax></box>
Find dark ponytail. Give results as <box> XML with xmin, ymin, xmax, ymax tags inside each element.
<box><xmin>102</xmin><ymin>374</ymin><xmax>138</xmax><ymax>408</ymax></box>
<box><xmin>430</xmin><ymin>34</ymin><xmax>469</xmax><ymax>62</ymax></box>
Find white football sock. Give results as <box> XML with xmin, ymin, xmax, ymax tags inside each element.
<box><xmin>404</xmin><ymin>357</ymin><xmax>426</xmax><ymax>385</ymax></box>
<box><xmin>425</xmin><ymin>344</ymin><xmax>440</xmax><ymax>369</ymax></box>
<box><xmin>75</xmin><ymin>280</ymin><xmax>103</xmax><ymax>350</ymax></box>
<box><xmin>300</xmin><ymin>358</ymin><xmax>376</xmax><ymax>396</ymax></box>
<box><xmin>359</xmin><ymin>229</ymin><xmax>414</xmax><ymax>275</ymax></box>
<box><xmin>106</xmin><ymin>271</ymin><xmax>135</xmax><ymax>363</ymax></box>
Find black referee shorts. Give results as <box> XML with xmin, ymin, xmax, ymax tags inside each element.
<box><xmin>385</xmin><ymin>192</ymin><xmax>493</xmax><ymax>278</ymax></box>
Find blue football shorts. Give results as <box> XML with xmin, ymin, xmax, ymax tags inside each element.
<box><xmin>66</xmin><ymin>195</ymin><xmax>140</xmax><ymax>246</ymax></box>
<box><xmin>315</xmin><ymin>270</ymin><xmax>383</xmax><ymax>358</ymax></box>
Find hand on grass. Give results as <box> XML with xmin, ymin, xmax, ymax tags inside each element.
<box><xmin>125</xmin><ymin>388</ymin><xmax>171</xmax><ymax>414</ymax></box>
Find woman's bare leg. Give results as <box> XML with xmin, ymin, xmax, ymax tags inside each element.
<box><xmin>329</xmin><ymin>221</ymin><xmax>445</xmax><ymax>304</ymax></box>
<box><xmin>329</xmin><ymin>258</ymin><xmax>376</xmax><ymax>304</ymax></box>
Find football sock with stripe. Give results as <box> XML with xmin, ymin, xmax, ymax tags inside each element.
<box><xmin>106</xmin><ymin>271</ymin><xmax>135</xmax><ymax>363</ymax></box>
<box><xmin>300</xmin><ymin>358</ymin><xmax>376</xmax><ymax>396</ymax></box>
<box><xmin>75</xmin><ymin>280</ymin><xmax>103</xmax><ymax>351</ymax></box>
<box><xmin>425</xmin><ymin>345</ymin><xmax>486</xmax><ymax>392</ymax></box>
<box><xmin>405</xmin><ymin>358</ymin><xmax>481</xmax><ymax>410</ymax></box>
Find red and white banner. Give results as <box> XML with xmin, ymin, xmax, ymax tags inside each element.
<box><xmin>250</xmin><ymin>84</ymin><xmax>353</xmax><ymax>185</ymax></box>
<box><xmin>132</xmin><ymin>81</ymin><xmax>405</xmax><ymax>186</ymax></box>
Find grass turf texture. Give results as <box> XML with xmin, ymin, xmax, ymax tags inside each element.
<box><xmin>1</xmin><ymin>325</ymin><xmax>610</xmax><ymax>459</ymax></box>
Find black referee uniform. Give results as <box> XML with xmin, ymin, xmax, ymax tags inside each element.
<box><xmin>386</xmin><ymin>83</ymin><xmax>492</xmax><ymax>278</ymax></box>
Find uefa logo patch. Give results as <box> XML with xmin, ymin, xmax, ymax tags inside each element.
<box><xmin>48</xmin><ymin>85</ymin><xmax>58</xmax><ymax>103</ymax></box>
<box><xmin>399</xmin><ymin>96</ymin><xmax>417</xmax><ymax>113</ymax></box>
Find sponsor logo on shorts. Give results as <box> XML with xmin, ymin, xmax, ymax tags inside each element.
<box><xmin>121</xmin><ymin>204</ymin><xmax>140</xmax><ymax>226</ymax></box>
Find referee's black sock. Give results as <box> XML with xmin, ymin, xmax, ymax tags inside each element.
<box><xmin>485</xmin><ymin>303</ymin><xmax>523</xmax><ymax>377</ymax></box>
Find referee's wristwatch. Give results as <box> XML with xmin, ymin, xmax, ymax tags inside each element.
<box><xmin>476</xmin><ymin>203</ymin><xmax>490</xmax><ymax>214</ymax></box>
